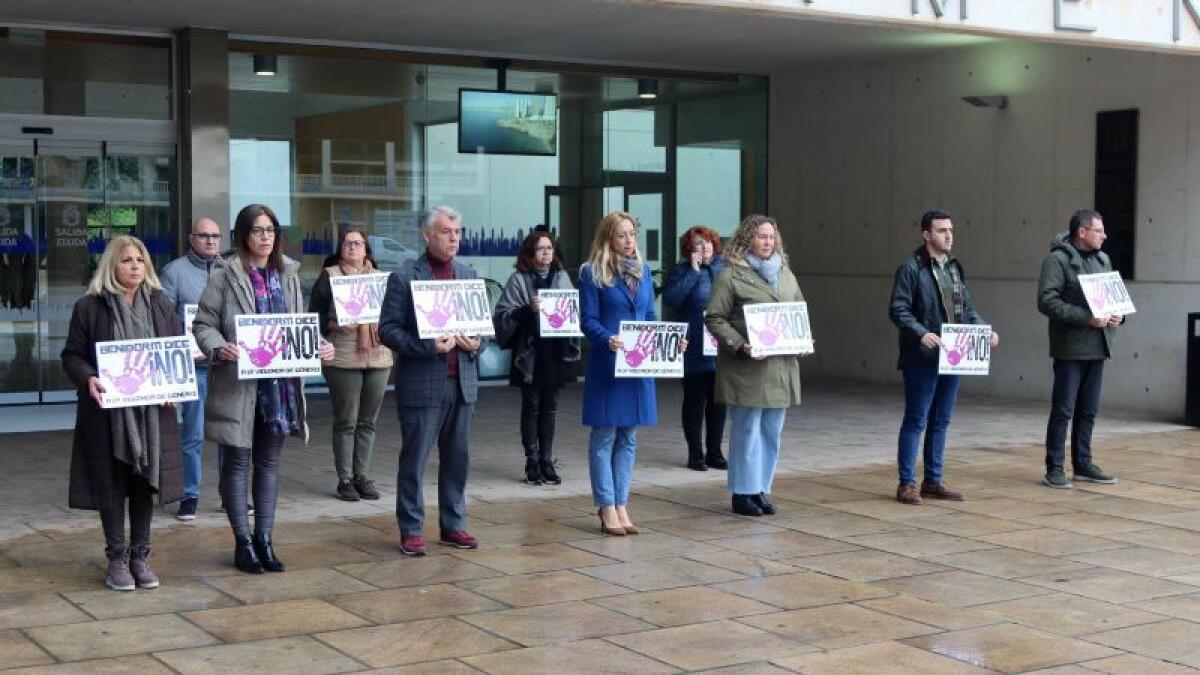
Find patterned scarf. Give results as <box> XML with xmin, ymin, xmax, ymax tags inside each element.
<box><xmin>248</xmin><ymin>266</ymin><xmax>297</xmax><ymax>434</ymax></box>
<box><xmin>619</xmin><ymin>256</ymin><xmax>642</xmax><ymax>295</ymax></box>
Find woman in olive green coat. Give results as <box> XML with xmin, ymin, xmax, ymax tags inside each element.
<box><xmin>705</xmin><ymin>215</ymin><xmax>806</xmax><ymax>517</ymax></box>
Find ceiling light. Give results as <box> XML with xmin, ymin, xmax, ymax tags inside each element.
<box><xmin>637</xmin><ymin>79</ymin><xmax>658</xmax><ymax>100</ymax></box>
<box><xmin>253</xmin><ymin>54</ymin><xmax>277</xmax><ymax>76</ymax></box>
<box><xmin>962</xmin><ymin>95</ymin><xmax>1008</xmax><ymax>109</ymax></box>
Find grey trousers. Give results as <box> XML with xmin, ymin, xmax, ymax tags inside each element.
<box><xmin>395</xmin><ymin>377</ymin><xmax>473</xmax><ymax>536</ymax></box>
<box><xmin>324</xmin><ymin>366</ymin><xmax>390</xmax><ymax>481</ymax></box>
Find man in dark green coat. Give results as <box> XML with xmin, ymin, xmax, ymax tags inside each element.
<box><xmin>1037</xmin><ymin>209</ymin><xmax>1125</xmax><ymax>489</ymax></box>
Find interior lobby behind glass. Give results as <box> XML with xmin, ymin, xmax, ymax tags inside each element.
<box><xmin>227</xmin><ymin>49</ymin><xmax>768</xmax><ymax>378</ymax></box>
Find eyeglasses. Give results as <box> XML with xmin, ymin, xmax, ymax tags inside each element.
<box><xmin>342</xmin><ymin>240</ymin><xmax>365</xmax><ymax>249</ymax></box>
<box><xmin>249</xmin><ymin>226</ymin><xmax>277</xmax><ymax>239</ymax></box>
<box><xmin>1085</xmin><ymin>227</ymin><xmax>1107</xmax><ymax>236</ymax></box>
<box><xmin>191</xmin><ymin>233</ymin><xmax>221</xmax><ymax>241</ymax></box>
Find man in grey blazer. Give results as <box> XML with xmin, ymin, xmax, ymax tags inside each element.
<box><xmin>378</xmin><ymin>205</ymin><xmax>483</xmax><ymax>556</ymax></box>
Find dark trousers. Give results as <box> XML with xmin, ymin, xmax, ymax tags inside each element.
<box><xmin>396</xmin><ymin>377</ymin><xmax>473</xmax><ymax>537</ymax></box>
<box><xmin>99</xmin><ymin>461</ymin><xmax>154</xmax><ymax>553</ymax></box>
<box><xmin>219</xmin><ymin>416</ymin><xmax>286</xmax><ymax>540</ymax></box>
<box><xmin>1046</xmin><ymin>359</ymin><xmax>1104</xmax><ymax>472</ymax></box>
<box><xmin>681</xmin><ymin>371</ymin><xmax>726</xmax><ymax>459</ymax></box>
<box><xmin>520</xmin><ymin>382</ymin><xmax>559</xmax><ymax>460</ymax></box>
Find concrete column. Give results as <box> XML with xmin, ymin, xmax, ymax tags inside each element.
<box><xmin>176</xmin><ymin>28</ymin><xmax>230</xmax><ymax>245</ymax></box>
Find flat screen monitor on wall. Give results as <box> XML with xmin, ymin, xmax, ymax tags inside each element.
<box><xmin>458</xmin><ymin>89</ymin><xmax>557</xmax><ymax>156</ymax></box>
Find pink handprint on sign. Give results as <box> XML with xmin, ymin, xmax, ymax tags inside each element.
<box><xmin>542</xmin><ymin>296</ymin><xmax>575</xmax><ymax>329</ymax></box>
<box><xmin>101</xmin><ymin>349</ymin><xmax>152</xmax><ymax>396</ymax></box>
<box><xmin>944</xmin><ymin>328</ymin><xmax>971</xmax><ymax>366</ymax></box>
<box><xmin>623</xmin><ymin>327</ymin><xmax>657</xmax><ymax>368</ymax></box>
<box><xmin>747</xmin><ymin>310</ymin><xmax>784</xmax><ymax>347</ymax></box>
<box><xmin>336</xmin><ymin>282</ymin><xmax>369</xmax><ymax>318</ymax></box>
<box><xmin>239</xmin><ymin>325</ymin><xmax>284</xmax><ymax>368</ymax></box>
<box><xmin>417</xmin><ymin>288</ymin><xmax>456</xmax><ymax>328</ymax></box>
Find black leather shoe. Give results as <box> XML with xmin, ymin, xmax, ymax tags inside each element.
<box><xmin>234</xmin><ymin>536</ymin><xmax>264</xmax><ymax>574</ymax></box>
<box><xmin>253</xmin><ymin>533</ymin><xmax>285</xmax><ymax>573</ymax></box>
<box><xmin>732</xmin><ymin>494</ymin><xmax>763</xmax><ymax>516</ymax></box>
<box><xmin>705</xmin><ymin>453</ymin><xmax>728</xmax><ymax>470</ymax></box>
<box><xmin>753</xmin><ymin>493</ymin><xmax>776</xmax><ymax>515</ymax></box>
<box><xmin>687</xmin><ymin>450</ymin><xmax>708</xmax><ymax>471</ymax></box>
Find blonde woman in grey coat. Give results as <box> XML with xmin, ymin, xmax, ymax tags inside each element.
<box><xmin>193</xmin><ymin>204</ymin><xmax>334</xmax><ymax>574</ymax></box>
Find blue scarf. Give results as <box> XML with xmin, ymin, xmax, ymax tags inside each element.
<box><xmin>746</xmin><ymin>252</ymin><xmax>783</xmax><ymax>291</ymax></box>
<box><xmin>249</xmin><ymin>266</ymin><xmax>298</xmax><ymax>434</ymax></box>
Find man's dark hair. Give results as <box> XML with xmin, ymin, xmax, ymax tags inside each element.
<box><xmin>920</xmin><ymin>210</ymin><xmax>952</xmax><ymax>232</ymax></box>
<box><xmin>1068</xmin><ymin>209</ymin><xmax>1103</xmax><ymax>238</ymax></box>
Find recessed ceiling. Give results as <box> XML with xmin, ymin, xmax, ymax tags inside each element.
<box><xmin>2</xmin><ymin>0</ymin><xmax>998</xmax><ymax>74</ymax></box>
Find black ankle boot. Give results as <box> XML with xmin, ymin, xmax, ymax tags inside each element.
<box><xmin>705</xmin><ymin>451</ymin><xmax>728</xmax><ymax>470</ymax></box>
<box><xmin>539</xmin><ymin>457</ymin><xmax>562</xmax><ymax>485</ymax></box>
<box><xmin>752</xmin><ymin>493</ymin><xmax>776</xmax><ymax>515</ymax></box>
<box><xmin>687</xmin><ymin>448</ymin><xmax>708</xmax><ymax>471</ymax></box>
<box><xmin>253</xmin><ymin>533</ymin><xmax>285</xmax><ymax>573</ymax></box>
<box><xmin>732</xmin><ymin>494</ymin><xmax>763</xmax><ymax>516</ymax></box>
<box><xmin>235</xmin><ymin>536</ymin><xmax>264</xmax><ymax>574</ymax></box>
<box><xmin>524</xmin><ymin>457</ymin><xmax>544</xmax><ymax>485</ymax></box>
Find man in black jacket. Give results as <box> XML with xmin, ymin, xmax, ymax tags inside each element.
<box><xmin>889</xmin><ymin>210</ymin><xmax>1000</xmax><ymax>505</ymax></box>
<box><xmin>1037</xmin><ymin>209</ymin><xmax>1122</xmax><ymax>489</ymax></box>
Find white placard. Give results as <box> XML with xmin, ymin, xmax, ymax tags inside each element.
<box><xmin>744</xmin><ymin>302</ymin><xmax>814</xmax><ymax>357</ymax></box>
<box><xmin>702</xmin><ymin>325</ymin><xmax>718</xmax><ymax>357</ymax></box>
<box><xmin>537</xmin><ymin>289</ymin><xmax>583</xmax><ymax>337</ymax></box>
<box><xmin>412</xmin><ymin>279</ymin><xmax>496</xmax><ymax>339</ymax></box>
<box><xmin>235</xmin><ymin>313</ymin><xmax>323</xmax><ymax>380</ymax></box>
<box><xmin>614</xmin><ymin>321</ymin><xmax>687</xmax><ymax>378</ymax></box>
<box><xmin>183</xmin><ymin>304</ymin><xmax>203</xmax><ymax>359</ymax></box>
<box><xmin>95</xmin><ymin>336</ymin><xmax>199</xmax><ymax>409</ymax></box>
<box><xmin>1078</xmin><ymin>272</ymin><xmax>1136</xmax><ymax>317</ymax></box>
<box><xmin>330</xmin><ymin>272</ymin><xmax>389</xmax><ymax>326</ymax></box>
<box><xmin>938</xmin><ymin>323</ymin><xmax>992</xmax><ymax>376</ymax></box>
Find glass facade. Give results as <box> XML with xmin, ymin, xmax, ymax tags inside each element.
<box><xmin>0</xmin><ymin>29</ymin><xmax>174</xmax><ymax>402</ymax></box>
<box><xmin>228</xmin><ymin>49</ymin><xmax>767</xmax><ymax>378</ymax></box>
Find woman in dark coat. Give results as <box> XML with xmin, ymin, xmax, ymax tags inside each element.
<box><xmin>663</xmin><ymin>225</ymin><xmax>728</xmax><ymax>472</ymax></box>
<box><xmin>62</xmin><ymin>235</ymin><xmax>184</xmax><ymax>592</ymax></box>
<box><xmin>493</xmin><ymin>229</ymin><xmax>581</xmax><ymax>485</ymax></box>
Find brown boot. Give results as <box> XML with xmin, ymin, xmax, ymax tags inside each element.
<box><xmin>896</xmin><ymin>483</ymin><xmax>923</xmax><ymax>505</ymax></box>
<box><xmin>920</xmin><ymin>481</ymin><xmax>965</xmax><ymax>501</ymax></box>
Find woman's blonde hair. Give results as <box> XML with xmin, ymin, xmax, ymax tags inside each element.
<box><xmin>723</xmin><ymin>214</ymin><xmax>788</xmax><ymax>266</ymax></box>
<box><xmin>86</xmin><ymin>235</ymin><xmax>161</xmax><ymax>296</ymax></box>
<box><xmin>583</xmin><ymin>210</ymin><xmax>643</xmax><ymax>287</ymax></box>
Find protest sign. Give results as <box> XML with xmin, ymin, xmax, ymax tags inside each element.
<box><xmin>938</xmin><ymin>323</ymin><xmax>992</xmax><ymax>376</ymax></box>
<box><xmin>183</xmin><ymin>304</ymin><xmax>202</xmax><ymax>359</ymax></box>
<box><xmin>95</xmin><ymin>336</ymin><xmax>198</xmax><ymax>408</ymax></box>
<box><xmin>1078</xmin><ymin>272</ymin><xmax>1136</xmax><ymax>317</ymax></box>
<box><xmin>235</xmin><ymin>313</ymin><xmax>323</xmax><ymax>380</ymax></box>
<box><xmin>614</xmin><ymin>321</ymin><xmax>687</xmax><ymax>378</ymax></box>
<box><xmin>744</xmin><ymin>302</ymin><xmax>814</xmax><ymax>357</ymax></box>
<box><xmin>537</xmin><ymin>289</ymin><xmax>583</xmax><ymax>337</ymax></box>
<box><xmin>331</xmin><ymin>272</ymin><xmax>389</xmax><ymax>326</ymax></box>
<box><xmin>412</xmin><ymin>279</ymin><xmax>495</xmax><ymax>339</ymax></box>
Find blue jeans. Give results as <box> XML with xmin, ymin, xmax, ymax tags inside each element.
<box><xmin>180</xmin><ymin>365</ymin><xmax>209</xmax><ymax>500</ymax></box>
<box><xmin>897</xmin><ymin>365</ymin><xmax>960</xmax><ymax>485</ymax></box>
<box><xmin>588</xmin><ymin>426</ymin><xmax>636</xmax><ymax>507</ymax></box>
<box><xmin>727</xmin><ymin>406</ymin><xmax>786</xmax><ymax>494</ymax></box>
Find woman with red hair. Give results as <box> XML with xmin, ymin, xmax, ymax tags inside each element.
<box><xmin>663</xmin><ymin>226</ymin><xmax>728</xmax><ymax>471</ymax></box>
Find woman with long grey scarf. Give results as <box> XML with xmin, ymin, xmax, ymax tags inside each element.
<box><xmin>62</xmin><ymin>236</ymin><xmax>184</xmax><ymax>591</ymax></box>
<box><xmin>705</xmin><ymin>215</ymin><xmax>807</xmax><ymax>517</ymax></box>
<box><xmin>493</xmin><ymin>229</ymin><xmax>580</xmax><ymax>485</ymax></box>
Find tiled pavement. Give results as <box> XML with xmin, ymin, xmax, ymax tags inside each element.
<box><xmin>2</xmin><ymin>383</ymin><xmax>1200</xmax><ymax>672</ymax></box>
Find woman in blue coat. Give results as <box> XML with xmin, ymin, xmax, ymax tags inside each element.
<box><xmin>580</xmin><ymin>210</ymin><xmax>659</xmax><ymax>536</ymax></box>
<box><xmin>663</xmin><ymin>225</ymin><xmax>728</xmax><ymax>472</ymax></box>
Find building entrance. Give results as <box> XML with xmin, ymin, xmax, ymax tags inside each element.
<box><xmin>0</xmin><ymin>115</ymin><xmax>175</xmax><ymax>403</ymax></box>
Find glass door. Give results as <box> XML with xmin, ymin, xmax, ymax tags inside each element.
<box><xmin>0</xmin><ymin>140</ymin><xmax>38</xmax><ymax>403</ymax></box>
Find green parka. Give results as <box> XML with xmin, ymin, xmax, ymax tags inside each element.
<box><xmin>704</xmin><ymin>260</ymin><xmax>804</xmax><ymax>409</ymax></box>
<box><xmin>1036</xmin><ymin>232</ymin><xmax>1118</xmax><ymax>360</ymax></box>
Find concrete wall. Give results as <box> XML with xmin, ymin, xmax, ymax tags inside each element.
<box><xmin>768</xmin><ymin>40</ymin><xmax>1200</xmax><ymax>419</ymax></box>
